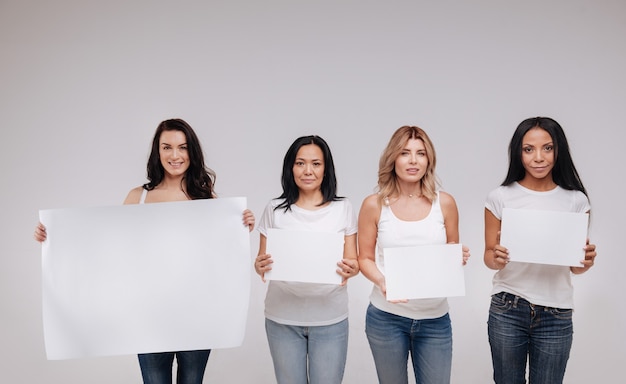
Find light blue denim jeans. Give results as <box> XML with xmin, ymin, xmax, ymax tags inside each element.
<box><xmin>138</xmin><ymin>350</ymin><xmax>211</xmax><ymax>384</ymax></box>
<box><xmin>488</xmin><ymin>292</ymin><xmax>573</xmax><ymax>384</ymax></box>
<box><xmin>365</xmin><ymin>304</ymin><xmax>452</xmax><ymax>384</ymax></box>
<box><xmin>265</xmin><ymin>317</ymin><xmax>348</xmax><ymax>384</ymax></box>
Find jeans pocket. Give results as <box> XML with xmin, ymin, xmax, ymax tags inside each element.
<box><xmin>548</xmin><ymin>307</ymin><xmax>573</xmax><ymax>320</ymax></box>
<box><xmin>489</xmin><ymin>292</ymin><xmax>513</xmax><ymax>315</ymax></box>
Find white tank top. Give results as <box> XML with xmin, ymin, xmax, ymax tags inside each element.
<box><xmin>139</xmin><ymin>188</ymin><xmax>147</xmax><ymax>204</ymax></box>
<box><xmin>369</xmin><ymin>191</ymin><xmax>450</xmax><ymax>320</ymax></box>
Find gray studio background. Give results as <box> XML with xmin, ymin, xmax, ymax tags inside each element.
<box><xmin>2</xmin><ymin>1</ymin><xmax>624</xmax><ymax>383</ymax></box>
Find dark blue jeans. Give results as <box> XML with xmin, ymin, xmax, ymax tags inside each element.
<box><xmin>488</xmin><ymin>292</ymin><xmax>573</xmax><ymax>384</ymax></box>
<box><xmin>138</xmin><ymin>350</ymin><xmax>211</xmax><ymax>384</ymax></box>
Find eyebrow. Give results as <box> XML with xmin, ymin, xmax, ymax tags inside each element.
<box><xmin>522</xmin><ymin>141</ymin><xmax>553</xmax><ymax>146</ymax></box>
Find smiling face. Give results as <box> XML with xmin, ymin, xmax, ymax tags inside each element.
<box><xmin>394</xmin><ymin>138</ymin><xmax>428</xmax><ymax>183</ymax></box>
<box><xmin>520</xmin><ymin>127</ymin><xmax>555</xmax><ymax>182</ymax></box>
<box><xmin>292</xmin><ymin>144</ymin><xmax>325</xmax><ymax>194</ymax></box>
<box><xmin>159</xmin><ymin>130</ymin><xmax>190</xmax><ymax>177</ymax></box>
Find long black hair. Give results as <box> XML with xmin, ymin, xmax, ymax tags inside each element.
<box><xmin>502</xmin><ymin>116</ymin><xmax>587</xmax><ymax>196</ymax></box>
<box><xmin>275</xmin><ymin>135</ymin><xmax>341</xmax><ymax>211</ymax></box>
<box><xmin>143</xmin><ymin>118</ymin><xmax>216</xmax><ymax>199</ymax></box>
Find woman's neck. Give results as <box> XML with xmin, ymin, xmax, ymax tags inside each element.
<box><xmin>518</xmin><ymin>176</ymin><xmax>557</xmax><ymax>192</ymax></box>
<box><xmin>156</xmin><ymin>174</ymin><xmax>188</xmax><ymax>194</ymax></box>
<box><xmin>396</xmin><ymin>180</ymin><xmax>423</xmax><ymax>199</ymax></box>
<box><xmin>147</xmin><ymin>175</ymin><xmax>189</xmax><ymax>202</ymax></box>
<box><xmin>295</xmin><ymin>189</ymin><xmax>326</xmax><ymax>210</ymax></box>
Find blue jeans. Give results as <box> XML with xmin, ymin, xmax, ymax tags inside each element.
<box><xmin>365</xmin><ymin>304</ymin><xmax>452</xmax><ymax>384</ymax></box>
<box><xmin>488</xmin><ymin>292</ymin><xmax>573</xmax><ymax>384</ymax></box>
<box><xmin>138</xmin><ymin>350</ymin><xmax>211</xmax><ymax>384</ymax></box>
<box><xmin>265</xmin><ymin>318</ymin><xmax>348</xmax><ymax>384</ymax></box>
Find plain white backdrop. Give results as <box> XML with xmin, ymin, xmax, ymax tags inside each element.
<box><xmin>1</xmin><ymin>1</ymin><xmax>624</xmax><ymax>383</ymax></box>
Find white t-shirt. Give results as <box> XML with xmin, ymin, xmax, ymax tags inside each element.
<box><xmin>257</xmin><ymin>198</ymin><xmax>357</xmax><ymax>326</ymax></box>
<box><xmin>370</xmin><ymin>191</ymin><xmax>450</xmax><ymax>320</ymax></box>
<box><xmin>485</xmin><ymin>182</ymin><xmax>590</xmax><ymax>308</ymax></box>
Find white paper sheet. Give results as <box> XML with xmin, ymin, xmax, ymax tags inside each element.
<box><xmin>500</xmin><ymin>208</ymin><xmax>588</xmax><ymax>267</ymax></box>
<box><xmin>39</xmin><ymin>197</ymin><xmax>251</xmax><ymax>360</ymax></box>
<box><xmin>264</xmin><ymin>228</ymin><xmax>344</xmax><ymax>285</ymax></box>
<box><xmin>383</xmin><ymin>244</ymin><xmax>465</xmax><ymax>301</ymax></box>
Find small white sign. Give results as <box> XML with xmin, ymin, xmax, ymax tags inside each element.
<box><xmin>383</xmin><ymin>243</ymin><xmax>465</xmax><ymax>301</ymax></box>
<box><xmin>265</xmin><ymin>228</ymin><xmax>344</xmax><ymax>285</ymax></box>
<box><xmin>500</xmin><ymin>208</ymin><xmax>588</xmax><ymax>267</ymax></box>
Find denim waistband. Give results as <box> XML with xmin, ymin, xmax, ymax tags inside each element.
<box><xmin>494</xmin><ymin>291</ymin><xmax>570</xmax><ymax>311</ymax></box>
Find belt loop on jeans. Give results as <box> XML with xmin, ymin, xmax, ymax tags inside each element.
<box><xmin>512</xmin><ymin>295</ymin><xmax>520</xmax><ymax>308</ymax></box>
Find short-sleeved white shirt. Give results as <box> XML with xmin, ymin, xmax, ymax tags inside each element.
<box><xmin>257</xmin><ymin>198</ymin><xmax>357</xmax><ymax>326</ymax></box>
<box><xmin>485</xmin><ymin>182</ymin><xmax>590</xmax><ymax>308</ymax></box>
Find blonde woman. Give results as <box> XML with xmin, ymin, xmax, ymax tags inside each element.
<box><xmin>357</xmin><ymin>126</ymin><xmax>469</xmax><ymax>384</ymax></box>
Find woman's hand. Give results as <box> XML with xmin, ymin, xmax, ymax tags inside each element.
<box><xmin>492</xmin><ymin>242</ymin><xmax>510</xmax><ymax>269</ymax></box>
<box><xmin>254</xmin><ymin>253</ymin><xmax>273</xmax><ymax>282</ymax></box>
<box><xmin>489</xmin><ymin>230</ymin><xmax>510</xmax><ymax>269</ymax></box>
<box><xmin>34</xmin><ymin>222</ymin><xmax>47</xmax><ymax>242</ymax></box>
<box><xmin>376</xmin><ymin>276</ymin><xmax>408</xmax><ymax>304</ymax></box>
<box><xmin>337</xmin><ymin>258</ymin><xmax>359</xmax><ymax>286</ymax></box>
<box><xmin>243</xmin><ymin>209</ymin><xmax>255</xmax><ymax>232</ymax></box>
<box><xmin>462</xmin><ymin>244</ymin><xmax>471</xmax><ymax>265</ymax></box>
<box><xmin>571</xmin><ymin>239</ymin><xmax>597</xmax><ymax>274</ymax></box>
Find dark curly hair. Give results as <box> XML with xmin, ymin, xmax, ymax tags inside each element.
<box><xmin>143</xmin><ymin>118</ymin><xmax>216</xmax><ymax>199</ymax></box>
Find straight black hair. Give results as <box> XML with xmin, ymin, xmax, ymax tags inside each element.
<box><xmin>275</xmin><ymin>135</ymin><xmax>341</xmax><ymax>211</ymax></box>
<box><xmin>502</xmin><ymin>116</ymin><xmax>587</xmax><ymax>196</ymax></box>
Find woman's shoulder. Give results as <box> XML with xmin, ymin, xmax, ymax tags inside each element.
<box><xmin>359</xmin><ymin>193</ymin><xmax>382</xmax><ymax>214</ymax></box>
<box><xmin>361</xmin><ymin>193</ymin><xmax>379</xmax><ymax>205</ymax></box>
<box><xmin>485</xmin><ymin>183</ymin><xmax>512</xmax><ymax>200</ymax></box>
<box><xmin>437</xmin><ymin>190</ymin><xmax>455</xmax><ymax>202</ymax></box>
<box><xmin>123</xmin><ymin>186</ymin><xmax>145</xmax><ymax>204</ymax></box>
<box><xmin>266</xmin><ymin>197</ymin><xmax>285</xmax><ymax>208</ymax></box>
<box><xmin>331</xmin><ymin>196</ymin><xmax>353</xmax><ymax>206</ymax></box>
<box><xmin>437</xmin><ymin>190</ymin><xmax>457</xmax><ymax>209</ymax></box>
<box><xmin>556</xmin><ymin>186</ymin><xmax>590</xmax><ymax>209</ymax></box>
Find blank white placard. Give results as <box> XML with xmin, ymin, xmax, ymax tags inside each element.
<box><xmin>265</xmin><ymin>228</ymin><xmax>344</xmax><ymax>285</ymax></box>
<box><xmin>384</xmin><ymin>243</ymin><xmax>465</xmax><ymax>301</ymax></box>
<box><xmin>500</xmin><ymin>208</ymin><xmax>588</xmax><ymax>267</ymax></box>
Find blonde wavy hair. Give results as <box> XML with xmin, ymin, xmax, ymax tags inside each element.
<box><xmin>377</xmin><ymin>125</ymin><xmax>439</xmax><ymax>204</ymax></box>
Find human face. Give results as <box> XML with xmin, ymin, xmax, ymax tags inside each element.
<box><xmin>159</xmin><ymin>130</ymin><xmax>190</xmax><ymax>177</ymax></box>
<box><xmin>293</xmin><ymin>144</ymin><xmax>325</xmax><ymax>193</ymax></box>
<box><xmin>394</xmin><ymin>138</ymin><xmax>428</xmax><ymax>183</ymax></box>
<box><xmin>521</xmin><ymin>127</ymin><xmax>555</xmax><ymax>181</ymax></box>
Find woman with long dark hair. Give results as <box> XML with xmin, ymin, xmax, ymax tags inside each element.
<box><xmin>35</xmin><ymin>118</ymin><xmax>255</xmax><ymax>384</ymax></box>
<box><xmin>254</xmin><ymin>135</ymin><xmax>358</xmax><ymax>384</ymax></box>
<box><xmin>484</xmin><ymin>116</ymin><xmax>597</xmax><ymax>384</ymax></box>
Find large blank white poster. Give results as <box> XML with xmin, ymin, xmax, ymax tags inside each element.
<box><xmin>500</xmin><ymin>208</ymin><xmax>588</xmax><ymax>267</ymax></box>
<box><xmin>39</xmin><ymin>197</ymin><xmax>251</xmax><ymax>360</ymax></box>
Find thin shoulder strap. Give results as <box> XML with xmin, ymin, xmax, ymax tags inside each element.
<box><xmin>139</xmin><ymin>188</ymin><xmax>148</xmax><ymax>204</ymax></box>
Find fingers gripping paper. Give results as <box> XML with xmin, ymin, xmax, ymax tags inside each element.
<box><xmin>39</xmin><ymin>198</ymin><xmax>251</xmax><ymax>360</ymax></box>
